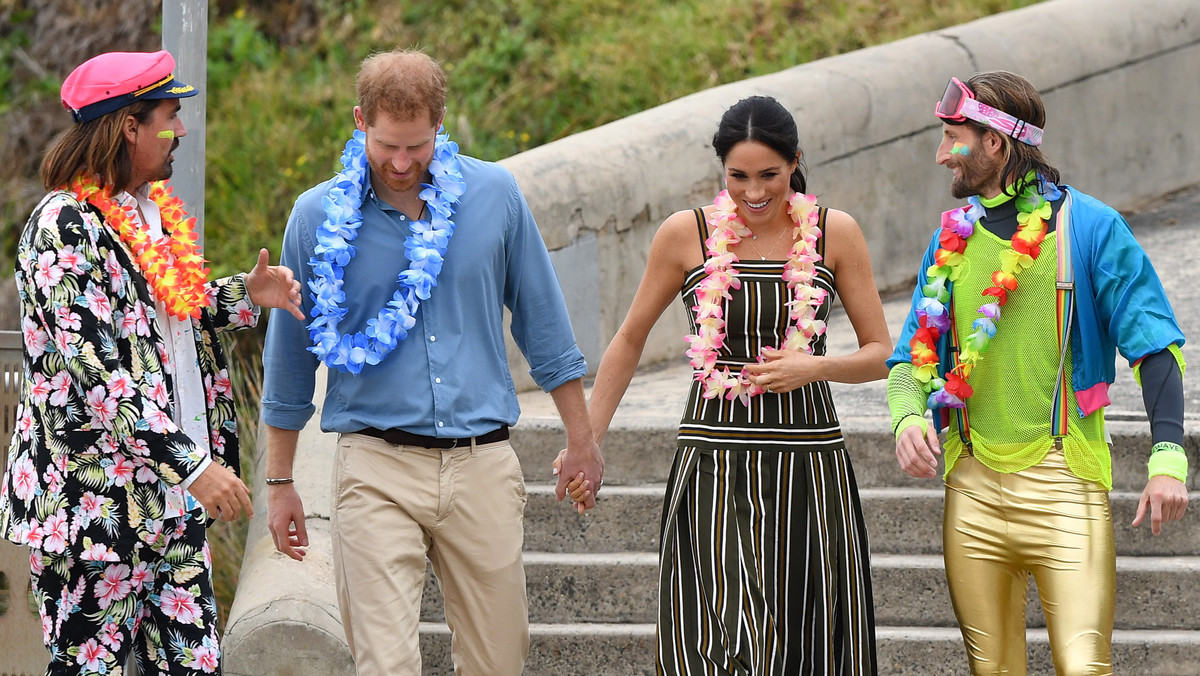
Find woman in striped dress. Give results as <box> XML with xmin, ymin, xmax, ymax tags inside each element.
<box><xmin>566</xmin><ymin>96</ymin><xmax>892</xmax><ymax>674</ymax></box>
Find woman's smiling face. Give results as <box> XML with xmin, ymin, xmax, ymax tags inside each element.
<box><xmin>723</xmin><ymin>140</ymin><xmax>797</xmax><ymax>227</ymax></box>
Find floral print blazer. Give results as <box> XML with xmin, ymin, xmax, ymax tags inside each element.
<box><xmin>1</xmin><ymin>189</ymin><xmax>258</xmax><ymax>556</ymax></box>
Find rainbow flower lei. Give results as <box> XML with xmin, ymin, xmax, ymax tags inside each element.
<box><xmin>910</xmin><ymin>176</ymin><xmax>1062</xmax><ymax>408</ymax></box>
<box><xmin>70</xmin><ymin>176</ymin><xmax>210</xmax><ymax>320</ymax></box>
<box><xmin>306</xmin><ymin>128</ymin><xmax>466</xmax><ymax>374</ymax></box>
<box><xmin>684</xmin><ymin>190</ymin><xmax>826</xmax><ymax>404</ymax></box>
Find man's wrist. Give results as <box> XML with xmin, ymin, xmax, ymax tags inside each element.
<box><xmin>893</xmin><ymin>414</ymin><xmax>928</xmax><ymax>441</ymax></box>
<box><xmin>265</xmin><ymin>477</ymin><xmax>295</xmax><ymax>486</ymax></box>
<box><xmin>566</xmin><ymin>433</ymin><xmax>599</xmax><ymax>451</ymax></box>
<box><xmin>1147</xmin><ymin>442</ymin><xmax>1188</xmax><ymax>483</ymax></box>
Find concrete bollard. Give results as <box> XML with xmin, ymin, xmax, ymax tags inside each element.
<box><xmin>221</xmin><ymin>520</ymin><xmax>352</xmax><ymax>675</ymax></box>
<box><xmin>222</xmin><ymin>368</ymin><xmax>354</xmax><ymax>675</ymax></box>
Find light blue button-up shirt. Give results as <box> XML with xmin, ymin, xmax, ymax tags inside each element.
<box><xmin>261</xmin><ymin>155</ymin><xmax>586</xmax><ymax>437</ymax></box>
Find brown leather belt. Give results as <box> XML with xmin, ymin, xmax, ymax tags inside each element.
<box><xmin>357</xmin><ymin>425</ymin><xmax>509</xmax><ymax>449</ymax></box>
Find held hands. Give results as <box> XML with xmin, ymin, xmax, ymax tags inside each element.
<box><xmin>743</xmin><ymin>347</ymin><xmax>820</xmax><ymax>394</ymax></box>
<box><xmin>246</xmin><ymin>248</ymin><xmax>305</xmax><ymax>320</ymax></box>
<box><xmin>1132</xmin><ymin>474</ymin><xmax>1189</xmax><ymax>536</ymax></box>
<box><xmin>895</xmin><ymin>422</ymin><xmax>942</xmax><ymax>479</ymax></box>
<box><xmin>267</xmin><ymin>483</ymin><xmax>309</xmax><ymax>561</ymax></box>
<box><xmin>553</xmin><ymin>446</ymin><xmax>604</xmax><ymax>514</ymax></box>
<box><xmin>188</xmin><ymin>462</ymin><xmax>253</xmax><ymax>522</ymax></box>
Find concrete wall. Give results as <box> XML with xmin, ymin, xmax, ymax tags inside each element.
<box><xmin>224</xmin><ymin>0</ymin><xmax>1200</xmax><ymax>668</ymax></box>
<box><xmin>503</xmin><ymin>0</ymin><xmax>1200</xmax><ymax>390</ymax></box>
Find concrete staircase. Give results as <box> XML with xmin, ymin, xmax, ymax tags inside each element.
<box><xmin>418</xmin><ymin>368</ymin><xmax>1200</xmax><ymax>674</ymax></box>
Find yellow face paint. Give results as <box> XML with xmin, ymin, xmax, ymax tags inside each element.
<box><xmin>157</xmin><ymin>130</ymin><xmax>175</xmax><ymax>140</ymax></box>
<box><xmin>950</xmin><ymin>142</ymin><xmax>969</xmax><ymax>156</ymax></box>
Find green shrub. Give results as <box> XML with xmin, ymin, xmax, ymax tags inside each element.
<box><xmin>198</xmin><ymin>0</ymin><xmax>1041</xmax><ymax>279</ymax></box>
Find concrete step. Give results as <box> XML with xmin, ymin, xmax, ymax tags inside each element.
<box><xmin>419</xmin><ymin>623</ymin><xmax>655</xmax><ymax>675</ymax></box>
<box><xmin>417</xmin><ymin>549</ymin><xmax>1200</xmax><ymax>630</ymax></box>
<box><xmin>511</xmin><ymin>418</ymin><xmax>1200</xmax><ymax>493</ymax></box>
<box><xmin>523</xmin><ymin>484</ymin><xmax>662</xmax><ymax>553</ymax></box>
<box><xmin>863</xmin><ymin>488</ymin><xmax>1200</xmax><ymax>557</ymax></box>
<box><xmin>524</xmin><ymin>483</ymin><xmax>1200</xmax><ymax>557</ymax></box>
<box><xmin>417</xmin><ymin>623</ymin><xmax>1200</xmax><ymax>675</ymax></box>
<box><xmin>878</xmin><ymin>627</ymin><xmax>1200</xmax><ymax>675</ymax></box>
<box><xmin>873</xmin><ymin>554</ymin><xmax>1200</xmax><ymax>630</ymax></box>
<box><xmin>420</xmin><ymin>552</ymin><xmax>658</xmax><ymax>624</ymax></box>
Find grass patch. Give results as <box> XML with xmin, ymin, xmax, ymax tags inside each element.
<box><xmin>198</xmin><ymin>0</ymin><xmax>1042</xmax><ymax>279</ymax></box>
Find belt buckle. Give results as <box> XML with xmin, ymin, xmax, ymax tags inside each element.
<box><xmin>446</xmin><ymin>437</ymin><xmax>460</xmax><ymax>449</ymax></box>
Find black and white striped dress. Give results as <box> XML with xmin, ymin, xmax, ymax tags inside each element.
<box><xmin>657</xmin><ymin>208</ymin><xmax>877</xmax><ymax>675</ymax></box>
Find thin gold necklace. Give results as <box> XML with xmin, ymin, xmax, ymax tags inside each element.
<box><xmin>745</xmin><ymin>225</ymin><xmax>791</xmax><ymax>260</ymax></box>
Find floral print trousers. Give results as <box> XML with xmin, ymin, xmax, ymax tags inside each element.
<box><xmin>29</xmin><ymin>512</ymin><xmax>221</xmax><ymax>675</ymax></box>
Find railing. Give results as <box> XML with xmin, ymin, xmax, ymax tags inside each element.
<box><xmin>0</xmin><ymin>329</ymin><xmax>46</xmax><ymax>675</ymax></box>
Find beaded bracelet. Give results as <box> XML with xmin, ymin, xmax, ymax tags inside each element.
<box><xmin>1147</xmin><ymin>442</ymin><xmax>1188</xmax><ymax>483</ymax></box>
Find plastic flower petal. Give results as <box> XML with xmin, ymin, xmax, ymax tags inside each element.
<box><xmin>1000</xmin><ymin>249</ymin><xmax>1035</xmax><ymax>274</ymax></box>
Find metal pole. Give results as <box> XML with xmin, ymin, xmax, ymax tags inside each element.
<box><xmin>137</xmin><ymin>7</ymin><xmax>208</xmax><ymax>674</ymax></box>
<box><xmin>161</xmin><ymin>0</ymin><xmax>208</xmax><ymax>244</ymax></box>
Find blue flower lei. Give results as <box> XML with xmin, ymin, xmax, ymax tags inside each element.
<box><xmin>306</xmin><ymin>128</ymin><xmax>466</xmax><ymax>374</ymax></box>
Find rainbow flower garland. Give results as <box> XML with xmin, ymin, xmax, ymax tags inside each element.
<box><xmin>71</xmin><ymin>176</ymin><xmax>210</xmax><ymax>320</ymax></box>
<box><xmin>909</xmin><ymin>176</ymin><xmax>1062</xmax><ymax>408</ymax></box>
<box><xmin>306</xmin><ymin>128</ymin><xmax>466</xmax><ymax>374</ymax></box>
<box><xmin>684</xmin><ymin>190</ymin><xmax>826</xmax><ymax>404</ymax></box>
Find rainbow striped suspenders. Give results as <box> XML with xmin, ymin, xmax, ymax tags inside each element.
<box><xmin>1051</xmin><ymin>190</ymin><xmax>1075</xmax><ymax>445</ymax></box>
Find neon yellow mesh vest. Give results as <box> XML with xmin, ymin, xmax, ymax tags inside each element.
<box><xmin>942</xmin><ymin>225</ymin><xmax>1112</xmax><ymax>488</ymax></box>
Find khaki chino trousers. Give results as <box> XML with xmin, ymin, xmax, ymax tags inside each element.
<box><xmin>331</xmin><ymin>432</ymin><xmax>530</xmax><ymax>676</ymax></box>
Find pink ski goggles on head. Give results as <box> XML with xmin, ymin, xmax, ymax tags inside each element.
<box><xmin>935</xmin><ymin>77</ymin><xmax>1044</xmax><ymax>147</ymax></box>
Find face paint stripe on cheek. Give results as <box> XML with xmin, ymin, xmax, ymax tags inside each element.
<box><xmin>950</xmin><ymin>142</ymin><xmax>969</xmax><ymax>156</ymax></box>
<box><xmin>157</xmin><ymin>130</ymin><xmax>175</xmax><ymax>140</ymax></box>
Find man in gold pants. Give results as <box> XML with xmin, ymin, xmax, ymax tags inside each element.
<box><xmin>886</xmin><ymin>71</ymin><xmax>1188</xmax><ymax>675</ymax></box>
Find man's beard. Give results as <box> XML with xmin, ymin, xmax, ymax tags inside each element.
<box><xmin>367</xmin><ymin>148</ymin><xmax>429</xmax><ymax>194</ymax></box>
<box><xmin>949</xmin><ymin>151</ymin><xmax>1001</xmax><ymax>199</ymax></box>
<box><xmin>151</xmin><ymin>139</ymin><xmax>180</xmax><ymax>183</ymax></box>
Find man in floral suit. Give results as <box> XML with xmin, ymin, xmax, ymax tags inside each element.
<box><xmin>0</xmin><ymin>50</ymin><xmax>303</xmax><ymax>674</ymax></box>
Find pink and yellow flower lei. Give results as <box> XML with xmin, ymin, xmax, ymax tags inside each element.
<box><xmin>684</xmin><ymin>190</ymin><xmax>826</xmax><ymax>404</ymax></box>
<box><xmin>71</xmin><ymin>176</ymin><xmax>211</xmax><ymax>320</ymax></box>
<box><xmin>909</xmin><ymin>177</ymin><xmax>1060</xmax><ymax>408</ymax></box>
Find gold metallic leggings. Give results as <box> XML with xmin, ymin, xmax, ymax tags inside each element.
<box><xmin>943</xmin><ymin>449</ymin><xmax>1115</xmax><ymax>675</ymax></box>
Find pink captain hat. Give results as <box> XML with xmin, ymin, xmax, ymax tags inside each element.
<box><xmin>61</xmin><ymin>50</ymin><xmax>197</xmax><ymax>124</ymax></box>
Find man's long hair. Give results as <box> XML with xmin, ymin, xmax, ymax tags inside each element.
<box><xmin>966</xmin><ymin>71</ymin><xmax>1061</xmax><ymax>196</ymax></box>
<box><xmin>41</xmin><ymin>99</ymin><xmax>158</xmax><ymax>191</ymax></box>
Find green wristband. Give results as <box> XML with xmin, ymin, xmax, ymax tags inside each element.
<box><xmin>1147</xmin><ymin>445</ymin><xmax>1188</xmax><ymax>483</ymax></box>
<box><xmin>893</xmin><ymin>414</ymin><xmax>928</xmax><ymax>442</ymax></box>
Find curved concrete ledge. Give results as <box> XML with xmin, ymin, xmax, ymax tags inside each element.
<box><xmin>501</xmin><ymin>0</ymin><xmax>1200</xmax><ymax>385</ymax></box>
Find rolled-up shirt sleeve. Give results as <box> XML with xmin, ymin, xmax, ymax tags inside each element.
<box><xmin>502</xmin><ymin>179</ymin><xmax>587</xmax><ymax>393</ymax></box>
<box><xmin>261</xmin><ymin>201</ymin><xmax>321</xmax><ymax>430</ymax></box>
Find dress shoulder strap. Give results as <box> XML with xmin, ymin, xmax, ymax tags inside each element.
<box><xmin>693</xmin><ymin>207</ymin><xmax>709</xmax><ymax>259</ymax></box>
<box><xmin>815</xmin><ymin>206</ymin><xmax>828</xmax><ymax>258</ymax></box>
